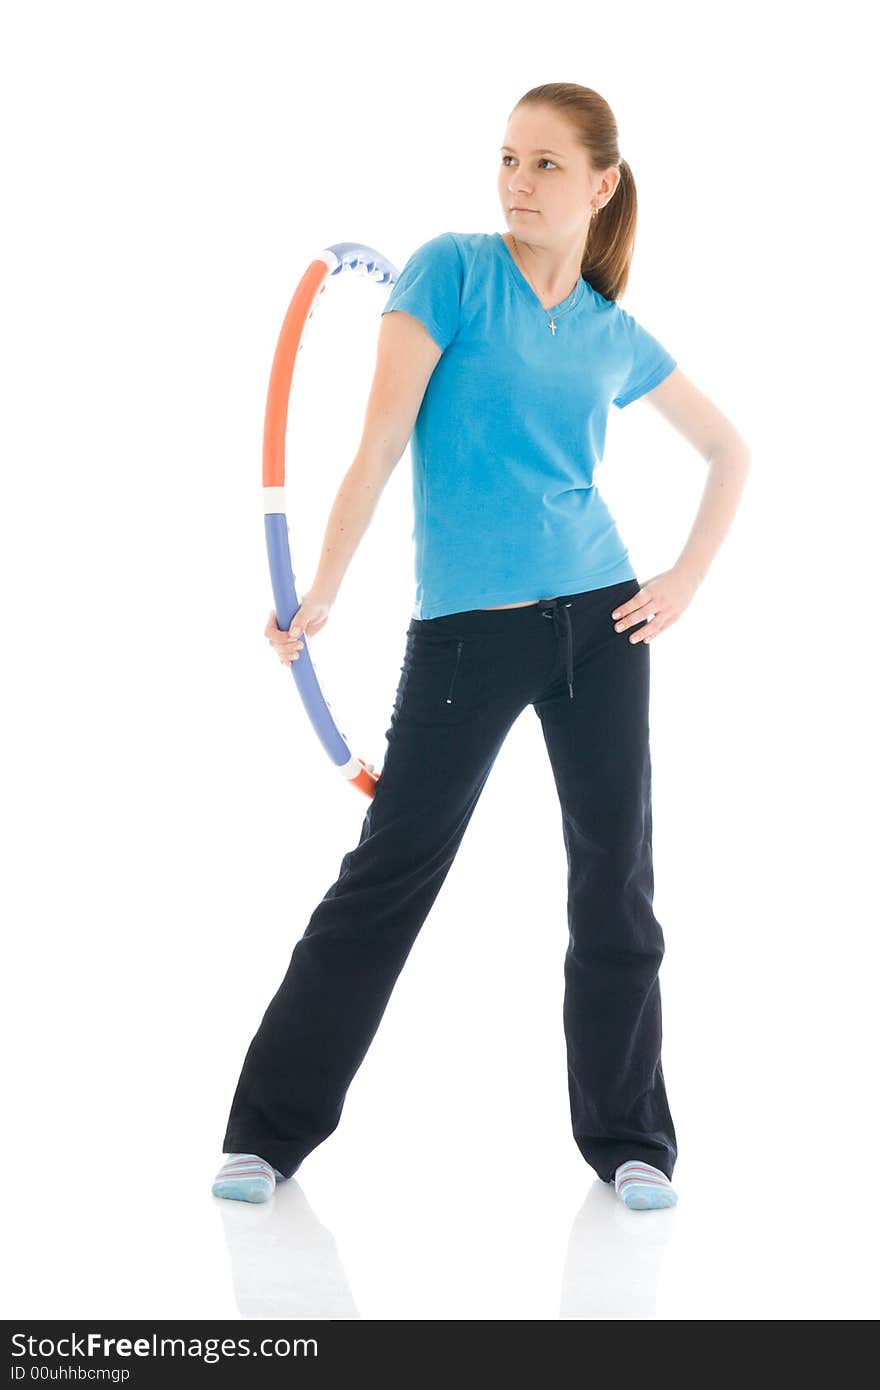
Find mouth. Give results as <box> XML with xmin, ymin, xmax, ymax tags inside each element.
<box><xmin>510</xmin><ymin>207</ymin><xmax>538</xmax><ymax>214</ymax></box>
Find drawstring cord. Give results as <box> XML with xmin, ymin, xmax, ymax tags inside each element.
<box><xmin>541</xmin><ymin>599</ymin><xmax>575</xmax><ymax>699</ymax></box>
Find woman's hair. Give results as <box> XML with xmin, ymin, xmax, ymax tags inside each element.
<box><xmin>512</xmin><ymin>82</ymin><xmax>637</xmax><ymax>302</ymax></box>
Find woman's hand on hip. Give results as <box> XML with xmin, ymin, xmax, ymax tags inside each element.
<box><xmin>610</xmin><ymin>565</ymin><xmax>701</xmax><ymax>644</ymax></box>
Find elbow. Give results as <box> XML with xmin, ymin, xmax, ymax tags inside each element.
<box><xmin>350</xmin><ymin>442</ymin><xmax>404</xmax><ymax>490</ymax></box>
<box><xmin>708</xmin><ymin>429</ymin><xmax>751</xmax><ymax>471</ymax></box>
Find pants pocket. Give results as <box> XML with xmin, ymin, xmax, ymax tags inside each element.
<box><xmin>445</xmin><ymin>639</ymin><xmax>464</xmax><ymax>705</ymax></box>
<box><xmin>394</xmin><ymin>630</ymin><xmax>473</xmax><ymax>724</ymax></box>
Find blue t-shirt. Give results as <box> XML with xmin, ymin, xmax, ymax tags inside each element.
<box><xmin>381</xmin><ymin>230</ymin><xmax>677</xmax><ymax>620</ymax></box>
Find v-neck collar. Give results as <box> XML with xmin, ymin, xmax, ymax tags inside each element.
<box><xmin>494</xmin><ymin>231</ymin><xmax>587</xmax><ymax>317</ymax></box>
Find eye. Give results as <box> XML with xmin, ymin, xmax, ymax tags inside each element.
<box><xmin>500</xmin><ymin>155</ymin><xmax>556</xmax><ymax>170</ymax></box>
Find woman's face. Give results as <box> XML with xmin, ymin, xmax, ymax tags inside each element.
<box><xmin>498</xmin><ymin>105</ymin><xmax>612</xmax><ymax>244</ymax></box>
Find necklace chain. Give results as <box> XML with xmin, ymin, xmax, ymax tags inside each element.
<box><xmin>510</xmin><ymin>233</ymin><xmax>583</xmax><ymax>336</ymax></box>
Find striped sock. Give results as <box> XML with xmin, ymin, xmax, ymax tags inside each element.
<box><xmin>614</xmin><ymin>1159</ymin><xmax>678</xmax><ymax>1210</ymax></box>
<box><xmin>211</xmin><ymin>1153</ymin><xmax>284</xmax><ymax>1204</ymax></box>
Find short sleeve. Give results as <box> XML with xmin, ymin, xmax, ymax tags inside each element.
<box><xmin>381</xmin><ymin>232</ymin><xmax>463</xmax><ymax>353</ymax></box>
<box><xmin>612</xmin><ymin>308</ymin><xmax>677</xmax><ymax>408</ymax></box>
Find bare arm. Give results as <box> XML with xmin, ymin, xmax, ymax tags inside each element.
<box><xmin>309</xmin><ymin>309</ymin><xmax>443</xmax><ymax>605</ymax></box>
<box><xmin>606</xmin><ymin>367</ymin><xmax>752</xmax><ymax>644</ymax></box>
<box><xmin>642</xmin><ymin>367</ymin><xmax>752</xmax><ymax>584</ymax></box>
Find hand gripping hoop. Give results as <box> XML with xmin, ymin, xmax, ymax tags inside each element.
<box><xmin>262</xmin><ymin>241</ymin><xmax>400</xmax><ymax>799</ymax></box>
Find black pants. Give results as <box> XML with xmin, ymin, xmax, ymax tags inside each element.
<box><xmin>222</xmin><ymin>578</ymin><xmax>678</xmax><ymax>1184</ymax></box>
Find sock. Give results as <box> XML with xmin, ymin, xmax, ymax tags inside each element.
<box><xmin>613</xmin><ymin>1159</ymin><xmax>678</xmax><ymax>1210</ymax></box>
<box><xmin>211</xmin><ymin>1153</ymin><xmax>283</xmax><ymax>1203</ymax></box>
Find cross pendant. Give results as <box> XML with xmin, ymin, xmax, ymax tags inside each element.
<box><xmin>549</xmin><ymin>319</ymin><xmax>557</xmax><ymax>335</ymax></box>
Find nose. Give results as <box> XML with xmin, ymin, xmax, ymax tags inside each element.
<box><xmin>503</xmin><ymin>173</ymin><xmax>533</xmax><ymax>197</ymax></box>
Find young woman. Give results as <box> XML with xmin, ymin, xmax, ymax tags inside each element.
<box><xmin>213</xmin><ymin>83</ymin><xmax>750</xmax><ymax>1212</ymax></box>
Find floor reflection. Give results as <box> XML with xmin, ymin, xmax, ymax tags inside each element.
<box><xmin>216</xmin><ymin>1179</ymin><xmax>360</xmax><ymax>1319</ymax></box>
<box><xmin>215</xmin><ymin>1175</ymin><xmax>676</xmax><ymax>1319</ymax></box>
<box><xmin>559</xmin><ymin>1178</ymin><xmax>676</xmax><ymax>1319</ymax></box>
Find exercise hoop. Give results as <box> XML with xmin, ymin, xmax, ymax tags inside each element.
<box><xmin>262</xmin><ymin>241</ymin><xmax>400</xmax><ymax>800</ymax></box>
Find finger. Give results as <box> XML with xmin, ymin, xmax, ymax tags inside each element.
<box><xmin>624</xmin><ymin>610</ymin><xmax>655</xmax><ymax>640</ymax></box>
<box><xmin>615</xmin><ymin>604</ymin><xmax>652</xmax><ymax>633</ymax></box>
<box><xmin>631</xmin><ymin>616</ymin><xmax>664</xmax><ymax>643</ymax></box>
<box><xmin>611</xmin><ymin>588</ymin><xmax>650</xmax><ymax>622</ymax></box>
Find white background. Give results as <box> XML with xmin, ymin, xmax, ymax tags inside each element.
<box><xmin>3</xmin><ymin>0</ymin><xmax>878</xmax><ymax>1321</ymax></box>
